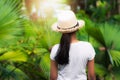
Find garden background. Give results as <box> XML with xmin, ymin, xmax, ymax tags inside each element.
<box><xmin>0</xmin><ymin>0</ymin><xmax>120</xmax><ymax>80</ymax></box>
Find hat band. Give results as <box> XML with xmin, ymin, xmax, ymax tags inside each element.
<box><xmin>57</xmin><ymin>22</ymin><xmax>79</xmax><ymax>30</ymax></box>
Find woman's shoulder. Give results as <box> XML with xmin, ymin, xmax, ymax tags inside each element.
<box><xmin>52</xmin><ymin>44</ymin><xmax>59</xmax><ymax>49</ymax></box>
<box><xmin>76</xmin><ymin>41</ymin><xmax>93</xmax><ymax>48</ymax></box>
<box><xmin>79</xmin><ymin>41</ymin><xmax>92</xmax><ymax>45</ymax></box>
<box><xmin>53</xmin><ymin>43</ymin><xmax>59</xmax><ymax>47</ymax></box>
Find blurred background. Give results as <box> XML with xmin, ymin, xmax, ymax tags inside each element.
<box><xmin>0</xmin><ymin>0</ymin><xmax>120</xmax><ymax>80</ymax></box>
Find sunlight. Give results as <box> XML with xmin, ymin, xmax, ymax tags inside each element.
<box><xmin>31</xmin><ymin>0</ymin><xmax>70</xmax><ymax>18</ymax></box>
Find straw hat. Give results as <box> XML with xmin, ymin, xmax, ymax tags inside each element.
<box><xmin>51</xmin><ymin>10</ymin><xmax>85</xmax><ymax>33</ymax></box>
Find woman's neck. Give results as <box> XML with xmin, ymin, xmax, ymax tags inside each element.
<box><xmin>71</xmin><ymin>33</ymin><xmax>79</xmax><ymax>43</ymax></box>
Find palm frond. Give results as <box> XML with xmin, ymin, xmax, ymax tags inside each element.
<box><xmin>40</xmin><ymin>53</ymin><xmax>50</xmax><ymax>79</ymax></box>
<box><xmin>0</xmin><ymin>0</ymin><xmax>23</xmax><ymax>46</ymax></box>
<box><xmin>85</xmin><ymin>25</ymin><xmax>106</xmax><ymax>46</ymax></box>
<box><xmin>0</xmin><ymin>51</ymin><xmax>28</xmax><ymax>62</ymax></box>
<box><xmin>99</xmin><ymin>23</ymin><xmax>120</xmax><ymax>50</ymax></box>
<box><xmin>86</xmin><ymin>22</ymin><xmax>120</xmax><ymax>67</ymax></box>
<box><xmin>110</xmin><ymin>50</ymin><xmax>120</xmax><ymax>67</ymax></box>
<box><xmin>0</xmin><ymin>64</ymin><xmax>29</xmax><ymax>80</ymax></box>
<box><xmin>33</xmin><ymin>47</ymin><xmax>50</xmax><ymax>78</ymax></box>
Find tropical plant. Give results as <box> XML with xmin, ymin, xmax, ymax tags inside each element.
<box><xmin>85</xmin><ymin>22</ymin><xmax>120</xmax><ymax>80</ymax></box>
<box><xmin>15</xmin><ymin>15</ymin><xmax>61</xmax><ymax>79</ymax></box>
<box><xmin>0</xmin><ymin>0</ymin><xmax>23</xmax><ymax>47</ymax></box>
<box><xmin>0</xmin><ymin>0</ymin><xmax>29</xmax><ymax>80</ymax></box>
<box><xmin>0</xmin><ymin>0</ymin><xmax>54</xmax><ymax>79</ymax></box>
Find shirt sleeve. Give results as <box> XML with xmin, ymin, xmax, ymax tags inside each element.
<box><xmin>88</xmin><ymin>43</ymin><xmax>96</xmax><ymax>60</ymax></box>
<box><xmin>50</xmin><ymin>44</ymin><xmax>59</xmax><ymax>61</ymax></box>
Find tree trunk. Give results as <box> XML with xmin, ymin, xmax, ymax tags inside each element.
<box><xmin>25</xmin><ymin>0</ymin><xmax>32</xmax><ymax>14</ymax></box>
<box><xmin>118</xmin><ymin>0</ymin><xmax>120</xmax><ymax>14</ymax></box>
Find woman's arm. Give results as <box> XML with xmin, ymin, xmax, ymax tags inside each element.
<box><xmin>87</xmin><ymin>59</ymin><xmax>96</xmax><ymax>80</ymax></box>
<box><xmin>50</xmin><ymin>60</ymin><xmax>58</xmax><ymax>80</ymax></box>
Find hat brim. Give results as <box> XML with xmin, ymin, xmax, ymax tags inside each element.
<box><xmin>51</xmin><ymin>20</ymin><xmax>85</xmax><ymax>33</ymax></box>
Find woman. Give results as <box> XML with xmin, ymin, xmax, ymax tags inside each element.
<box><xmin>50</xmin><ymin>10</ymin><xmax>96</xmax><ymax>80</ymax></box>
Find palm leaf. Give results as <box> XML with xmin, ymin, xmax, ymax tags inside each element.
<box><xmin>110</xmin><ymin>50</ymin><xmax>120</xmax><ymax>67</ymax></box>
<box><xmin>86</xmin><ymin>22</ymin><xmax>120</xmax><ymax>66</ymax></box>
<box><xmin>40</xmin><ymin>53</ymin><xmax>50</xmax><ymax>79</ymax></box>
<box><xmin>99</xmin><ymin>23</ymin><xmax>120</xmax><ymax>66</ymax></box>
<box><xmin>85</xmin><ymin>25</ymin><xmax>106</xmax><ymax>47</ymax></box>
<box><xmin>99</xmin><ymin>23</ymin><xmax>120</xmax><ymax>50</ymax></box>
<box><xmin>0</xmin><ymin>64</ymin><xmax>29</xmax><ymax>80</ymax></box>
<box><xmin>0</xmin><ymin>0</ymin><xmax>23</xmax><ymax>46</ymax></box>
<box><xmin>22</xmin><ymin>20</ymin><xmax>38</xmax><ymax>40</ymax></box>
<box><xmin>0</xmin><ymin>51</ymin><xmax>28</xmax><ymax>62</ymax></box>
<box><xmin>33</xmin><ymin>47</ymin><xmax>50</xmax><ymax>79</ymax></box>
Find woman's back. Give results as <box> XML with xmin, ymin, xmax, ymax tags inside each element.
<box><xmin>50</xmin><ymin>41</ymin><xmax>95</xmax><ymax>80</ymax></box>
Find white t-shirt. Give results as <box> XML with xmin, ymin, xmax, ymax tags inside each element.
<box><xmin>50</xmin><ymin>41</ymin><xmax>96</xmax><ymax>80</ymax></box>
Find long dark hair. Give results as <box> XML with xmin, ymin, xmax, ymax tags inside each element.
<box><xmin>55</xmin><ymin>31</ymin><xmax>76</xmax><ymax>65</ymax></box>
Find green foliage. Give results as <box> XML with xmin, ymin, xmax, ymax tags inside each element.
<box><xmin>38</xmin><ymin>19</ymin><xmax>61</xmax><ymax>49</ymax></box>
<box><xmin>0</xmin><ymin>0</ymin><xmax>53</xmax><ymax>79</ymax></box>
<box><xmin>110</xmin><ymin>50</ymin><xmax>120</xmax><ymax>67</ymax></box>
<box><xmin>0</xmin><ymin>0</ymin><xmax>23</xmax><ymax>47</ymax></box>
<box><xmin>91</xmin><ymin>1</ymin><xmax>110</xmax><ymax>22</ymax></box>
<box><xmin>95</xmin><ymin>63</ymin><xmax>108</xmax><ymax>77</ymax></box>
<box><xmin>85</xmin><ymin>25</ymin><xmax>106</xmax><ymax>46</ymax></box>
<box><xmin>0</xmin><ymin>64</ymin><xmax>29</xmax><ymax>80</ymax></box>
<box><xmin>99</xmin><ymin>23</ymin><xmax>120</xmax><ymax>50</ymax></box>
<box><xmin>40</xmin><ymin>53</ymin><xmax>50</xmax><ymax>79</ymax></box>
<box><xmin>113</xmin><ymin>14</ymin><xmax>120</xmax><ymax>22</ymax></box>
<box><xmin>85</xmin><ymin>22</ymin><xmax>120</xmax><ymax>79</ymax></box>
<box><xmin>86</xmin><ymin>22</ymin><xmax>120</xmax><ymax>65</ymax></box>
<box><xmin>0</xmin><ymin>50</ymin><xmax>28</xmax><ymax>62</ymax></box>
